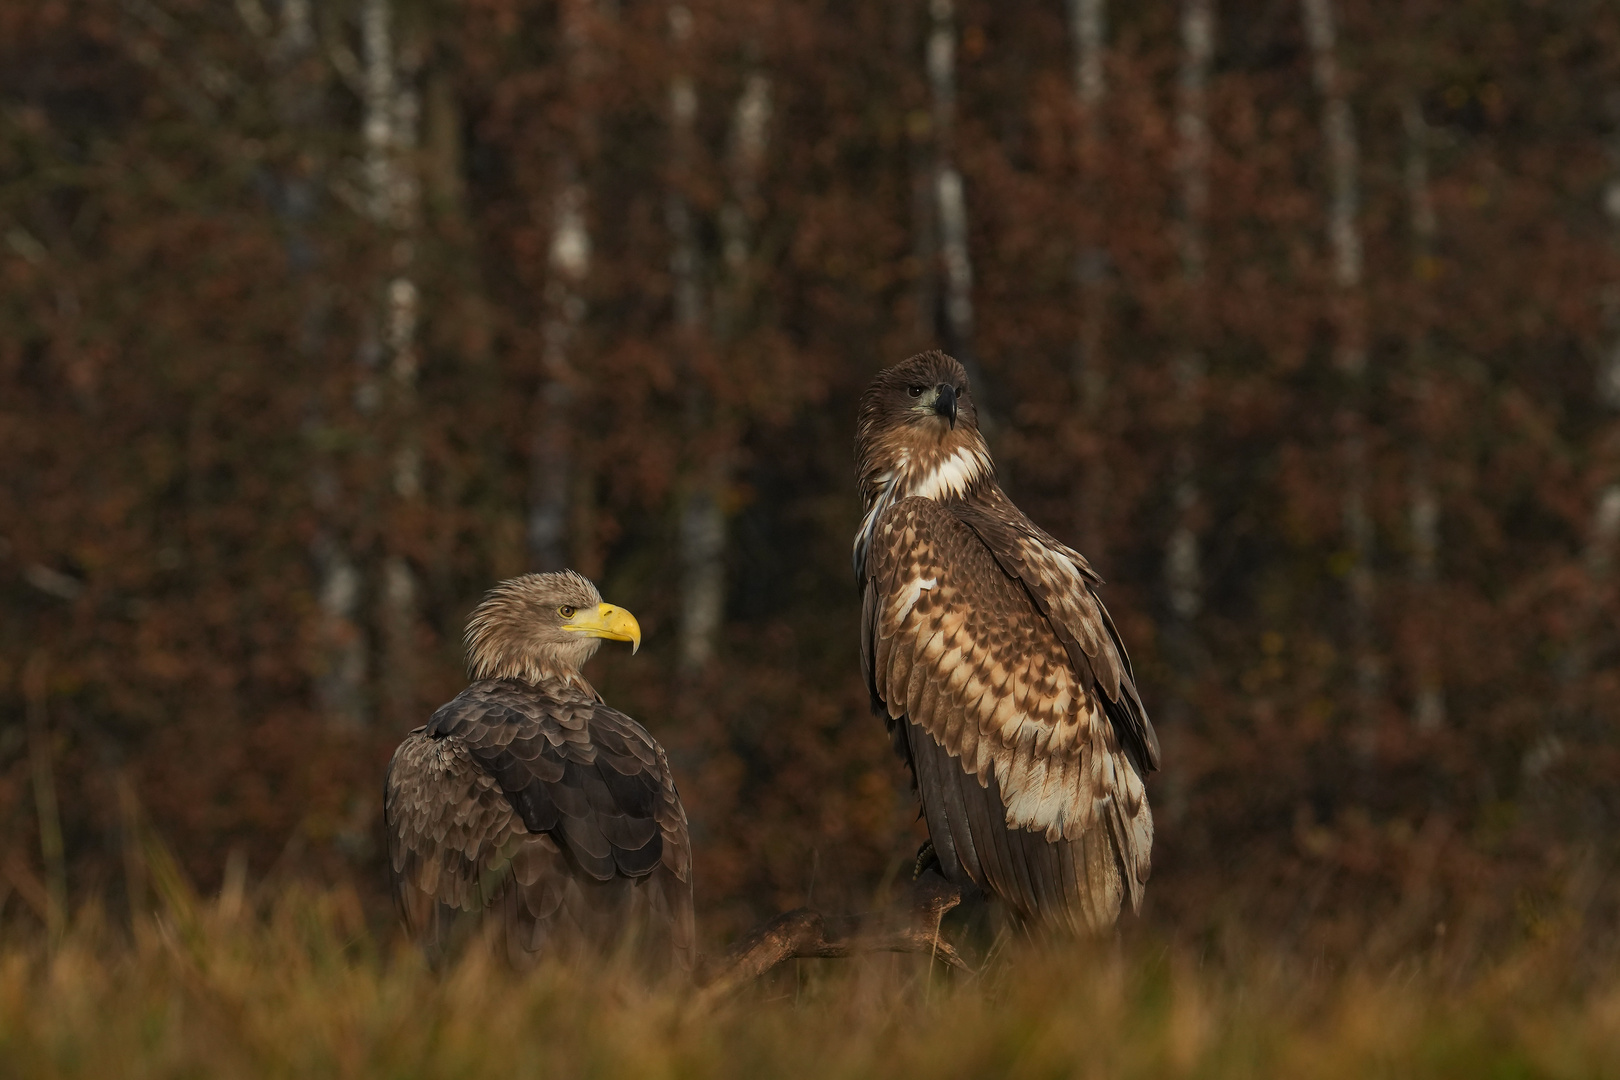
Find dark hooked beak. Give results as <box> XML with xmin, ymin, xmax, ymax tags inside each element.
<box><xmin>933</xmin><ymin>383</ymin><xmax>957</xmax><ymax>429</ymax></box>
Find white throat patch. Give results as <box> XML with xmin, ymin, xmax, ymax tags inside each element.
<box><xmin>910</xmin><ymin>445</ymin><xmax>992</xmax><ymax>502</ymax></box>
<box><xmin>853</xmin><ymin>443</ymin><xmax>991</xmax><ymax>578</ymax></box>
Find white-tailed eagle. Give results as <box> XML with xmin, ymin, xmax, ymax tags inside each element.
<box><xmin>384</xmin><ymin>571</ymin><xmax>694</xmax><ymax>969</ymax></box>
<box><xmin>854</xmin><ymin>352</ymin><xmax>1159</xmax><ymax>934</ymax></box>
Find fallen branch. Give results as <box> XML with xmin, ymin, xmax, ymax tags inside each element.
<box><xmin>696</xmin><ymin>871</ymin><xmax>968</xmax><ymax>1003</ymax></box>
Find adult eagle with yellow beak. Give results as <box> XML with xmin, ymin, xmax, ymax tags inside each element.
<box><xmin>385</xmin><ymin>571</ymin><xmax>694</xmax><ymax>970</ymax></box>
<box><xmin>855</xmin><ymin>352</ymin><xmax>1158</xmax><ymax>934</ymax></box>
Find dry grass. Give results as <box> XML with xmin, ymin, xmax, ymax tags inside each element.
<box><xmin>2</xmin><ymin>880</ymin><xmax>1618</xmax><ymax>1079</ymax></box>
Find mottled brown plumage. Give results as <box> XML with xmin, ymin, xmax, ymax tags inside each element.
<box><xmin>384</xmin><ymin>571</ymin><xmax>694</xmax><ymax>970</ymax></box>
<box><xmin>855</xmin><ymin>352</ymin><xmax>1158</xmax><ymax>934</ymax></box>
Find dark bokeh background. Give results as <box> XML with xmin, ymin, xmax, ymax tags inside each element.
<box><xmin>3</xmin><ymin>0</ymin><xmax>1619</xmax><ymax>957</ymax></box>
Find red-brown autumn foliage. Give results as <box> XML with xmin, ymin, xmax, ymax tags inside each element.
<box><xmin>3</xmin><ymin>0</ymin><xmax>1619</xmax><ymax>958</ymax></box>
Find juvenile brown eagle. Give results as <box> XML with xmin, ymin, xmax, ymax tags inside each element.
<box><xmin>384</xmin><ymin>571</ymin><xmax>694</xmax><ymax>970</ymax></box>
<box><xmin>855</xmin><ymin>352</ymin><xmax>1159</xmax><ymax>934</ymax></box>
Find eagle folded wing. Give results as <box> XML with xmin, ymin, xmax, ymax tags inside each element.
<box><xmin>951</xmin><ymin>497</ymin><xmax>1160</xmax><ymax>774</ymax></box>
<box><xmin>385</xmin><ymin>732</ymin><xmax>534</xmax><ymax>921</ymax></box>
<box><xmin>384</xmin><ymin>683</ymin><xmax>694</xmax><ymax>968</ymax></box>
<box><xmin>863</xmin><ymin>496</ymin><xmax>1152</xmax><ymax>928</ymax></box>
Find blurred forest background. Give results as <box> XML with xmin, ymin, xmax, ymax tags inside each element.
<box><xmin>3</xmin><ymin>0</ymin><xmax>1620</xmax><ymax>961</ymax></box>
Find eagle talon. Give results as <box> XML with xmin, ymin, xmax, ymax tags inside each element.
<box><xmin>913</xmin><ymin>839</ymin><xmax>940</xmax><ymax>881</ymax></box>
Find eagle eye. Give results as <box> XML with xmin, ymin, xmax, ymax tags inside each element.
<box><xmin>907</xmin><ymin>385</ymin><xmax>925</xmax><ymax>397</ymax></box>
<box><xmin>558</xmin><ymin>605</ymin><xmax>576</xmax><ymax>618</ymax></box>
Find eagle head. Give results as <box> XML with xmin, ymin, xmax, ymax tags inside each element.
<box><xmin>464</xmin><ymin>571</ymin><xmax>642</xmax><ymax>684</ymax></box>
<box><xmin>855</xmin><ymin>352</ymin><xmax>991</xmax><ymax>499</ymax></box>
<box><xmin>852</xmin><ymin>351</ymin><xmax>995</xmax><ymax>576</ymax></box>
<box><xmin>858</xmin><ymin>351</ymin><xmax>978</xmax><ymax>440</ymax></box>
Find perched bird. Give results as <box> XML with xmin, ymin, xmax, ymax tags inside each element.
<box><xmin>854</xmin><ymin>352</ymin><xmax>1159</xmax><ymax>934</ymax></box>
<box><xmin>385</xmin><ymin>571</ymin><xmax>694</xmax><ymax>970</ymax></box>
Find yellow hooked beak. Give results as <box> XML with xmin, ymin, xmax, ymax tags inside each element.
<box><xmin>561</xmin><ymin>602</ymin><xmax>642</xmax><ymax>654</ymax></box>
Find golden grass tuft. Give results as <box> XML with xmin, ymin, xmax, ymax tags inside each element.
<box><xmin>2</xmin><ymin>882</ymin><xmax>1619</xmax><ymax>1078</ymax></box>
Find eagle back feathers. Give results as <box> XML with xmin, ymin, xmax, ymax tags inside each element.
<box><xmin>385</xmin><ymin>679</ymin><xmax>694</xmax><ymax>970</ymax></box>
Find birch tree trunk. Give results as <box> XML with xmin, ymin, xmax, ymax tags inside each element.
<box><xmin>927</xmin><ymin>0</ymin><xmax>977</xmax><ymax>376</ymax></box>
<box><xmin>1403</xmin><ymin>96</ymin><xmax>1445</xmax><ymax>733</ymax></box>
<box><xmin>666</xmin><ymin>3</ymin><xmax>701</xmax><ymax>339</ymax></box>
<box><xmin>905</xmin><ymin>2</ymin><xmax>939</xmax><ymax>347</ymax></box>
<box><xmin>260</xmin><ymin>0</ymin><xmax>367</xmax><ymax>730</ymax></box>
<box><xmin>529</xmin><ymin>0</ymin><xmax>596</xmax><ymax>573</ymax></box>
<box><xmin>679</xmin><ymin>65</ymin><xmax>773</xmax><ymax>675</ymax></box>
<box><xmin>1303</xmin><ymin>0</ymin><xmax>1379</xmax><ymax>742</ymax></box>
<box><xmin>1152</xmin><ymin>0</ymin><xmax>1214</xmax><ymax>827</ymax></box>
<box><xmin>665</xmin><ymin>2</ymin><xmax>725</xmax><ymax>672</ymax></box>
<box><xmin>360</xmin><ymin>0</ymin><xmax>422</xmax><ymax>726</ymax></box>
<box><xmin>1557</xmin><ymin>106</ymin><xmax>1620</xmax><ymax>739</ymax></box>
<box><xmin>1530</xmin><ymin>136</ymin><xmax>1620</xmax><ymax>810</ymax></box>
<box><xmin>1588</xmin><ymin>109</ymin><xmax>1620</xmax><ymax>620</ymax></box>
<box><xmin>1167</xmin><ymin>0</ymin><xmax>1212</xmax><ymax>646</ymax></box>
<box><xmin>716</xmin><ymin>68</ymin><xmax>770</xmax><ymax>343</ymax></box>
<box><xmin>1066</xmin><ymin>0</ymin><xmax>1108</xmax><ymax>559</ymax></box>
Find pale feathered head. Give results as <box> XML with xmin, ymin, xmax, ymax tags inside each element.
<box><xmin>464</xmin><ymin>571</ymin><xmax>642</xmax><ymax>685</ymax></box>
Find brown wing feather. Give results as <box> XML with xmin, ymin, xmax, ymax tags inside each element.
<box><xmin>864</xmin><ymin>496</ymin><xmax>1152</xmax><ymax>932</ymax></box>
<box><xmin>384</xmin><ymin>680</ymin><xmax>694</xmax><ymax>970</ymax></box>
<box><xmin>952</xmin><ymin>490</ymin><xmax>1159</xmax><ymax>774</ymax></box>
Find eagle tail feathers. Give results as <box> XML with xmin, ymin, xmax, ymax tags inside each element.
<box><xmin>910</xmin><ymin>723</ymin><xmax>1153</xmax><ymax>935</ymax></box>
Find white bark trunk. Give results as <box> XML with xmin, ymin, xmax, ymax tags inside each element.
<box><xmin>1304</xmin><ymin>0</ymin><xmax>1378</xmax><ymax>735</ymax></box>
<box><xmin>361</xmin><ymin>0</ymin><xmax>421</xmax><ymax>724</ymax></box>
<box><xmin>679</xmin><ymin>473</ymin><xmax>726</xmax><ymax>671</ymax></box>
<box><xmin>1600</xmin><ymin>103</ymin><xmax>1620</xmax><ymax>409</ymax></box>
<box><xmin>1588</xmin><ymin>489</ymin><xmax>1620</xmax><ymax>596</ymax></box>
<box><xmin>1067</xmin><ymin>0</ymin><xmax>1105</xmax><ymax>111</ymax></box>
<box><xmin>1403</xmin><ymin>97</ymin><xmax>1445</xmax><ymax>733</ymax></box>
<box><xmin>1591</xmin><ymin>126</ymin><xmax>1620</xmax><ymax>577</ymax></box>
<box><xmin>1066</xmin><ymin>0</ymin><xmax>1108</xmax><ymax>558</ymax></box>
<box><xmin>665</xmin><ymin>2</ymin><xmax>725</xmax><ymax>672</ymax></box>
<box><xmin>263</xmin><ymin>0</ymin><xmax>368</xmax><ymax>730</ymax></box>
<box><xmin>676</xmin><ymin>57</ymin><xmax>773</xmax><ymax>674</ymax></box>
<box><xmin>676</xmin><ymin>66</ymin><xmax>772</xmax><ymax>673</ymax></box>
<box><xmin>528</xmin><ymin>179</ymin><xmax>588</xmax><ymax>572</ymax></box>
<box><xmin>529</xmin><ymin>0</ymin><xmax>596</xmax><ymax>572</ymax></box>
<box><xmin>1166</xmin><ymin>0</ymin><xmax>1212</xmax><ymax>627</ymax></box>
<box><xmin>1303</xmin><ymin>0</ymin><xmax>1363</xmax><ymax>313</ymax></box>
<box><xmin>312</xmin><ymin>528</ymin><xmax>367</xmax><ymax>727</ymax></box>
<box><xmin>1153</xmin><ymin>0</ymin><xmax>1215</xmax><ymax>828</ymax></box>
<box><xmin>1563</xmin><ymin>121</ymin><xmax>1620</xmax><ymax>713</ymax></box>
<box><xmin>667</xmin><ymin>3</ymin><xmax>702</xmax><ymax>334</ymax></box>
<box><xmin>716</xmin><ymin>70</ymin><xmax>770</xmax><ymax>340</ymax></box>
<box><xmin>928</xmin><ymin>0</ymin><xmax>975</xmax><ymax>364</ymax></box>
